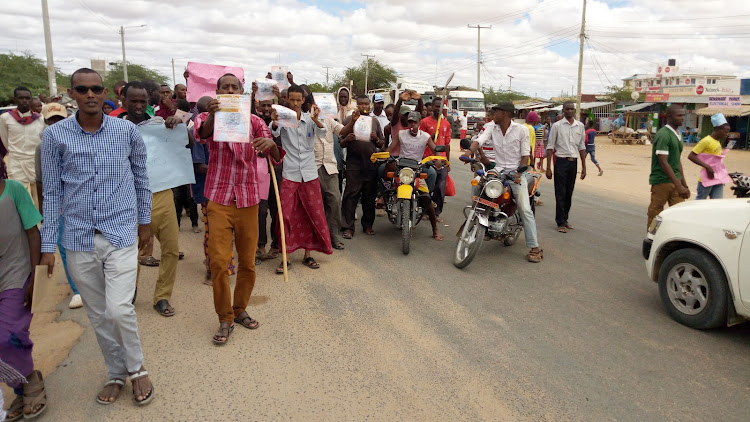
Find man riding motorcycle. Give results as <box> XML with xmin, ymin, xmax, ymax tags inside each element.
<box><xmin>380</xmin><ymin>111</ymin><xmax>444</xmax><ymax>241</ymax></box>
<box><xmin>462</xmin><ymin>102</ymin><xmax>543</xmax><ymax>263</ymax></box>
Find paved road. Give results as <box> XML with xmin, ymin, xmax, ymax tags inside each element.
<box><xmin>41</xmin><ymin>160</ymin><xmax>750</xmax><ymax>421</ymax></box>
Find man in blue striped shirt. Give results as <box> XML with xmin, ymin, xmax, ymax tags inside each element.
<box><xmin>39</xmin><ymin>68</ymin><xmax>155</xmax><ymax>407</ymax></box>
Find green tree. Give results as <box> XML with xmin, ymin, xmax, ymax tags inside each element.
<box><xmin>605</xmin><ymin>85</ymin><xmax>640</xmax><ymax>102</ymax></box>
<box><xmin>481</xmin><ymin>87</ymin><xmax>530</xmax><ymax>105</ymax></box>
<box><xmin>0</xmin><ymin>52</ymin><xmax>68</xmax><ymax>105</ymax></box>
<box><xmin>334</xmin><ymin>59</ymin><xmax>397</xmax><ymax>95</ymax></box>
<box><xmin>103</xmin><ymin>61</ymin><xmax>168</xmax><ymax>100</ymax></box>
<box><xmin>307</xmin><ymin>82</ymin><xmax>334</xmax><ymax>93</ymax></box>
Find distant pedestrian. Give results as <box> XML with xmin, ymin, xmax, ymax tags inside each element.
<box><xmin>647</xmin><ymin>105</ymin><xmax>689</xmax><ymax>228</ymax></box>
<box><xmin>546</xmin><ymin>101</ymin><xmax>586</xmax><ymax>233</ymax></box>
<box><xmin>459</xmin><ymin>110</ymin><xmax>468</xmax><ymax>139</ymax></box>
<box><xmin>688</xmin><ymin>113</ymin><xmax>730</xmax><ymax>200</ymax></box>
<box><xmin>584</xmin><ymin>121</ymin><xmax>603</xmax><ymax>176</ymax></box>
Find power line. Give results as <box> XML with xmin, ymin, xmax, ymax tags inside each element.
<box><xmin>77</xmin><ymin>0</ymin><xmax>116</xmax><ymax>31</ymax></box>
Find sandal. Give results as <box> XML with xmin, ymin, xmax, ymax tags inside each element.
<box><xmin>6</xmin><ymin>395</ymin><xmax>23</xmax><ymax>422</ymax></box>
<box><xmin>565</xmin><ymin>224</ymin><xmax>574</xmax><ymax>230</ymax></box>
<box><xmin>303</xmin><ymin>256</ymin><xmax>320</xmax><ymax>269</ymax></box>
<box><xmin>22</xmin><ymin>370</ymin><xmax>47</xmax><ymax>419</ymax></box>
<box><xmin>129</xmin><ymin>370</ymin><xmax>154</xmax><ymax>406</ymax></box>
<box><xmin>332</xmin><ymin>241</ymin><xmax>345</xmax><ymax>250</ymax></box>
<box><xmin>363</xmin><ymin>228</ymin><xmax>375</xmax><ymax>236</ymax></box>
<box><xmin>276</xmin><ymin>261</ymin><xmax>291</xmax><ymax>274</ymax></box>
<box><xmin>433</xmin><ymin>233</ymin><xmax>444</xmax><ymax>241</ymax></box>
<box><xmin>265</xmin><ymin>248</ymin><xmax>280</xmax><ymax>260</ymax></box>
<box><xmin>213</xmin><ymin>322</ymin><xmax>234</xmax><ymax>345</ymax></box>
<box><xmin>138</xmin><ymin>256</ymin><xmax>159</xmax><ymax>267</ymax></box>
<box><xmin>153</xmin><ymin>299</ymin><xmax>175</xmax><ymax>317</ymax></box>
<box><xmin>96</xmin><ymin>378</ymin><xmax>125</xmax><ymax>405</ymax></box>
<box><xmin>342</xmin><ymin>230</ymin><xmax>353</xmax><ymax>239</ymax></box>
<box><xmin>526</xmin><ymin>249</ymin><xmax>544</xmax><ymax>263</ymax></box>
<box><xmin>557</xmin><ymin>226</ymin><xmax>568</xmax><ymax>233</ymax></box>
<box><xmin>234</xmin><ymin>311</ymin><xmax>259</xmax><ymax>329</ymax></box>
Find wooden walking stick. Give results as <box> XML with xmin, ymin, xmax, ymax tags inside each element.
<box><xmin>267</xmin><ymin>156</ymin><xmax>288</xmax><ymax>281</ymax></box>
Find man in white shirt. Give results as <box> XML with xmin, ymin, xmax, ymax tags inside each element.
<box><xmin>370</xmin><ymin>93</ymin><xmax>389</xmax><ymax>136</ymax></box>
<box><xmin>464</xmin><ymin>103</ymin><xmax>543</xmax><ymax>263</ymax></box>
<box><xmin>545</xmin><ymin>101</ymin><xmax>587</xmax><ymax>233</ymax></box>
<box><xmin>0</xmin><ymin>86</ymin><xmax>46</xmax><ymax>207</ymax></box>
<box><xmin>459</xmin><ymin>110</ymin><xmax>468</xmax><ymax>139</ymax></box>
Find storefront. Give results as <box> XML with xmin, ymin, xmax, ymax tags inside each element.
<box><xmin>696</xmin><ymin>105</ymin><xmax>750</xmax><ymax>149</ymax></box>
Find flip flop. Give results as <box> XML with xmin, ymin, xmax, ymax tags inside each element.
<box><xmin>276</xmin><ymin>261</ymin><xmax>291</xmax><ymax>274</ymax></box>
<box><xmin>303</xmin><ymin>257</ymin><xmax>320</xmax><ymax>269</ymax></box>
<box><xmin>138</xmin><ymin>256</ymin><xmax>160</xmax><ymax>267</ymax></box>
<box><xmin>129</xmin><ymin>370</ymin><xmax>154</xmax><ymax>406</ymax></box>
<box><xmin>96</xmin><ymin>379</ymin><xmax>125</xmax><ymax>405</ymax></box>
<box><xmin>153</xmin><ymin>299</ymin><xmax>175</xmax><ymax>317</ymax></box>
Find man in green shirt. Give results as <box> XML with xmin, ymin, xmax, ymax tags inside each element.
<box><xmin>647</xmin><ymin>105</ymin><xmax>690</xmax><ymax>228</ymax></box>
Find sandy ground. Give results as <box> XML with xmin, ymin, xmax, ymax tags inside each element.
<box><xmin>6</xmin><ymin>136</ymin><xmax>750</xmax><ymax>419</ymax></box>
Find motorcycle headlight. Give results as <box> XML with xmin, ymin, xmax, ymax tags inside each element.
<box><xmin>484</xmin><ymin>180</ymin><xmax>504</xmax><ymax>199</ymax></box>
<box><xmin>399</xmin><ymin>168</ymin><xmax>415</xmax><ymax>185</ymax></box>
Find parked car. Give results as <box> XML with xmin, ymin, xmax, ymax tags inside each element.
<box><xmin>643</xmin><ymin>199</ymin><xmax>750</xmax><ymax>329</ymax></box>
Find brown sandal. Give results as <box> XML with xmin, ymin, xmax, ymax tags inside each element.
<box><xmin>6</xmin><ymin>395</ymin><xmax>23</xmax><ymax>421</ymax></box>
<box><xmin>23</xmin><ymin>370</ymin><xmax>47</xmax><ymax>419</ymax></box>
<box><xmin>213</xmin><ymin>322</ymin><xmax>234</xmax><ymax>345</ymax></box>
<box><xmin>526</xmin><ymin>249</ymin><xmax>544</xmax><ymax>263</ymax></box>
<box><xmin>234</xmin><ymin>311</ymin><xmax>260</xmax><ymax>329</ymax></box>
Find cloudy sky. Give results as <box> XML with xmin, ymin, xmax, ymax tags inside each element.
<box><xmin>2</xmin><ymin>0</ymin><xmax>749</xmax><ymax>99</ymax></box>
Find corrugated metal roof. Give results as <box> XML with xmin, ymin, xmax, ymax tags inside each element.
<box><xmin>696</xmin><ymin>105</ymin><xmax>750</xmax><ymax>117</ymax></box>
<box><xmin>617</xmin><ymin>102</ymin><xmax>655</xmax><ymax>112</ymax></box>
<box><xmin>516</xmin><ymin>102</ymin><xmax>552</xmax><ymax>110</ymax></box>
<box><xmin>547</xmin><ymin>101</ymin><xmax>614</xmax><ymax>111</ymax></box>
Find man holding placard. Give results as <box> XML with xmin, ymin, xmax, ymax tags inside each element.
<box><xmin>270</xmin><ymin>85</ymin><xmax>332</xmax><ymax>271</ymax></box>
<box><xmin>195</xmin><ymin>73</ymin><xmax>282</xmax><ymax>345</ymax></box>
<box><xmin>339</xmin><ymin>95</ymin><xmax>385</xmax><ymax>239</ymax></box>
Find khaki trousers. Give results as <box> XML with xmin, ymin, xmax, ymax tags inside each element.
<box><xmin>137</xmin><ymin>189</ymin><xmax>179</xmax><ymax>305</ymax></box>
<box><xmin>206</xmin><ymin>201</ymin><xmax>259</xmax><ymax>324</ymax></box>
<box><xmin>647</xmin><ymin>183</ymin><xmax>685</xmax><ymax>228</ymax></box>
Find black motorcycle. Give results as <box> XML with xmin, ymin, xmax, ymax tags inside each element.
<box><xmin>729</xmin><ymin>173</ymin><xmax>750</xmax><ymax>198</ymax></box>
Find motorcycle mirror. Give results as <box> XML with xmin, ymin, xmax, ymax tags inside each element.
<box><xmin>434</xmin><ymin>145</ymin><xmax>446</xmax><ymax>153</ymax></box>
<box><xmin>459</xmin><ymin>138</ymin><xmax>472</xmax><ymax>150</ymax></box>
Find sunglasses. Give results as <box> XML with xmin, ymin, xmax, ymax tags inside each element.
<box><xmin>73</xmin><ymin>85</ymin><xmax>105</xmax><ymax>95</ymax></box>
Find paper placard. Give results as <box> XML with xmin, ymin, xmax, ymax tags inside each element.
<box><xmin>698</xmin><ymin>151</ymin><xmax>731</xmax><ymax>187</ymax></box>
<box><xmin>271</xmin><ymin>66</ymin><xmax>289</xmax><ymax>90</ymax></box>
<box><xmin>138</xmin><ymin>123</ymin><xmax>195</xmax><ymax>192</ymax></box>
<box><xmin>254</xmin><ymin>79</ymin><xmax>277</xmax><ymax>101</ymax></box>
<box><xmin>214</xmin><ymin>95</ymin><xmax>252</xmax><ymax>143</ymax></box>
<box><xmin>313</xmin><ymin>93</ymin><xmax>337</xmax><ymax>120</ymax></box>
<box><xmin>31</xmin><ymin>265</ymin><xmax>59</xmax><ymax>314</ymax></box>
<box><xmin>272</xmin><ymin>104</ymin><xmax>299</xmax><ymax>128</ymax></box>
<box><xmin>174</xmin><ymin>109</ymin><xmax>192</xmax><ymax>125</ymax></box>
<box><xmin>354</xmin><ymin>115</ymin><xmax>373</xmax><ymax>141</ymax></box>
<box><xmin>186</xmin><ymin>62</ymin><xmax>245</xmax><ymax>103</ymax></box>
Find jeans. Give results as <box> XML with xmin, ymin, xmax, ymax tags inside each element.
<box><xmin>432</xmin><ymin>167</ymin><xmax>448</xmax><ymax>216</ymax></box>
<box><xmin>586</xmin><ymin>146</ymin><xmax>599</xmax><ymax>166</ymax></box>
<box><xmin>509</xmin><ymin>175</ymin><xmax>539</xmax><ymax>248</ymax></box>
<box><xmin>58</xmin><ymin>216</ymin><xmax>78</xmax><ymax>295</ymax></box>
<box><xmin>173</xmin><ymin>185</ymin><xmax>198</xmax><ymax>227</ymax></box>
<box><xmin>696</xmin><ymin>182</ymin><xmax>724</xmax><ymax>200</ymax></box>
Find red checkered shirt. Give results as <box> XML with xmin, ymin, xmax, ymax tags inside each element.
<box><xmin>194</xmin><ymin>112</ymin><xmax>283</xmax><ymax>208</ymax></box>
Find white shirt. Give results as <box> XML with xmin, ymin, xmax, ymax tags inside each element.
<box><xmin>0</xmin><ymin>110</ymin><xmax>46</xmax><ymax>184</ymax></box>
<box><xmin>547</xmin><ymin>118</ymin><xmax>585</xmax><ymax>158</ymax></box>
<box><xmin>370</xmin><ymin>110</ymin><xmax>389</xmax><ymax>137</ymax></box>
<box><xmin>270</xmin><ymin>112</ymin><xmax>327</xmax><ymax>182</ymax></box>
<box><xmin>398</xmin><ymin>129</ymin><xmax>430</xmax><ymax>161</ymax></box>
<box><xmin>315</xmin><ymin>118</ymin><xmax>343</xmax><ymax>175</ymax></box>
<box><xmin>459</xmin><ymin>115</ymin><xmax>468</xmax><ymax>130</ymax></box>
<box><xmin>474</xmin><ymin>122</ymin><xmax>495</xmax><ymax>162</ymax></box>
<box><xmin>476</xmin><ymin>120</ymin><xmax>530</xmax><ymax>171</ymax></box>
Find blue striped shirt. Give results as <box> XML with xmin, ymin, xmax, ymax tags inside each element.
<box><xmin>40</xmin><ymin>113</ymin><xmax>152</xmax><ymax>253</ymax></box>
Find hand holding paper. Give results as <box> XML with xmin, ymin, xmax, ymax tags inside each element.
<box><xmin>354</xmin><ymin>115</ymin><xmax>373</xmax><ymax>141</ymax></box>
<box><xmin>272</xmin><ymin>104</ymin><xmax>299</xmax><ymax>128</ymax></box>
<box><xmin>313</xmin><ymin>93</ymin><xmax>337</xmax><ymax>120</ymax></box>
<box><xmin>697</xmin><ymin>152</ymin><xmax>731</xmax><ymax>187</ymax></box>
<box><xmin>254</xmin><ymin>78</ymin><xmax>278</xmax><ymax>101</ymax></box>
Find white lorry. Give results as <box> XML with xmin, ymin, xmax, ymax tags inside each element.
<box><xmin>447</xmin><ymin>90</ymin><xmax>486</xmax><ymax>134</ymax></box>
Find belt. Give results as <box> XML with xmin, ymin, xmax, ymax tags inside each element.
<box><xmin>95</xmin><ymin>229</ymin><xmax>102</xmax><ymax>234</ymax></box>
<box><xmin>557</xmin><ymin>157</ymin><xmax>578</xmax><ymax>161</ymax></box>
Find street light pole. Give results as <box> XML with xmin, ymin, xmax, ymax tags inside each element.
<box><xmin>361</xmin><ymin>53</ymin><xmax>374</xmax><ymax>94</ymax></box>
<box><xmin>120</xmin><ymin>24</ymin><xmax>146</xmax><ymax>83</ymax></box>
<box><xmin>41</xmin><ymin>0</ymin><xmax>56</xmax><ymax>96</ymax></box>
<box><xmin>468</xmin><ymin>24</ymin><xmax>491</xmax><ymax>91</ymax></box>
<box><xmin>508</xmin><ymin>75</ymin><xmax>514</xmax><ymax>92</ymax></box>
<box><xmin>171</xmin><ymin>58</ymin><xmax>176</xmax><ymax>86</ymax></box>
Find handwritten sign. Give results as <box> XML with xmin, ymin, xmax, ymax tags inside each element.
<box><xmin>137</xmin><ymin>123</ymin><xmax>195</xmax><ymax>192</ymax></box>
<box><xmin>271</xmin><ymin>65</ymin><xmax>289</xmax><ymax>90</ymax></box>
<box><xmin>272</xmin><ymin>104</ymin><xmax>299</xmax><ymax>128</ymax></box>
<box><xmin>313</xmin><ymin>93</ymin><xmax>338</xmax><ymax>120</ymax></box>
<box><xmin>354</xmin><ymin>115</ymin><xmax>373</xmax><ymax>141</ymax></box>
<box><xmin>254</xmin><ymin>78</ymin><xmax>277</xmax><ymax>102</ymax></box>
<box><xmin>708</xmin><ymin>96</ymin><xmax>741</xmax><ymax>108</ymax></box>
<box><xmin>186</xmin><ymin>62</ymin><xmax>245</xmax><ymax>103</ymax></box>
<box><xmin>215</xmin><ymin>95</ymin><xmax>252</xmax><ymax>143</ymax></box>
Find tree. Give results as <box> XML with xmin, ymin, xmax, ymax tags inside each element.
<box><xmin>307</xmin><ymin>82</ymin><xmax>334</xmax><ymax>93</ymax></box>
<box><xmin>103</xmin><ymin>61</ymin><xmax>168</xmax><ymax>100</ymax></box>
<box><xmin>605</xmin><ymin>85</ymin><xmax>640</xmax><ymax>102</ymax></box>
<box><xmin>0</xmin><ymin>52</ymin><xmax>68</xmax><ymax>105</ymax></box>
<box><xmin>481</xmin><ymin>87</ymin><xmax>530</xmax><ymax>105</ymax></box>
<box><xmin>334</xmin><ymin>59</ymin><xmax>397</xmax><ymax>95</ymax></box>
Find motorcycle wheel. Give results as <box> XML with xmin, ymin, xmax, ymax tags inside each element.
<box><xmin>401</xmin><ymin>199</ymin><xmax>411</xmax><ymax>255</ymax></box>
<box><xmin>453</xmin><ymin>210</ymin><xmax>485</xmax><ymax>268</ymax></box>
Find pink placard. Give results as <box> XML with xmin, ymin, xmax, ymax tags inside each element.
<box><xmin>186</xmin><ymin>62</ymin><xmax>245</xmax><ymax>103</ymax></box>
<box><xmin>698</xmin><ymin>151</ymin><xmax>731</xmax><ymax>187</ymax></box>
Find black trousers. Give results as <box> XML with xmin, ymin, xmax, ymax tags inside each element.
<box><xmin>258</xmin><ymin>166</ymin><xmax>281</xmax><ymax>250</ymax></box>
<box><xmin>173</xmin><ymin>185</ymin><xmax>198</xmax><ymax>227</ymax></box>
<box><xmin>553</xmin><ymin>157</ymin><xmax>578</xmax><ymax>227</ymax></box>
<box><xmin>341</xmin><ymin>168</ymin><xmax>377</xmax><ymax>232</ymax></box>
<box><xmin>432</xmin><ymin>167</ymin><xmax>448</xmax><ymax>216</ymax></box>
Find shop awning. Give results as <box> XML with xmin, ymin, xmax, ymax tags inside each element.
<box><xmin>546</xmin><ymin>101</ymin><xmax>614</xmax><ymax>111</ymax></box>
<box><xmin>516</xmin><ymin>102</ymin><xmax>552</xmax><ymax>110</ymax></box>
<box><xmin>696</xmin><ymin>105</ymin><xmax>750</xmax><ymax>117</ymax></box>
<box><xmin>617</xmin><ymin>102</ymin><xmax>654</xmax><ymax>112</ymax></box>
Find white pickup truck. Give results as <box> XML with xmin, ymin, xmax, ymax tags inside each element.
<box><xmin>643</xmin><ymin>199</ymin><xmax>750</xmax><ymax>329</ymax></box>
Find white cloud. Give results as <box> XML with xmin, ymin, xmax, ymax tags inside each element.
<box><xmin>2</xmin><ymin>0</ymin><xmax>749</xmax><ymax>99</ymax></box>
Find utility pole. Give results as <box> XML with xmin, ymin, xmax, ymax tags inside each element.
<box><xmin>322</xmin><ymin>66</ymin><xmax>332</xmax><ymax>87</ymax></box>
<box><xmin>468</xmin><ymin>24</ymin><xmax>491</xmax><ymax>90</ymax></box>
<box><xmin>361</xmin><ymin>53</ymin><xmax>374</xmax><ymax>94</ymax></box>
<box><xmin>171</xmin><ymin>58</ymin><xmax>176</xmax><ymax>87</ymax></box>
<box><xmin>41</xmin><ymin>0</ymin><xmax>56</xmax><ymax>97</ymax></box>
<box><xmin>576</xmin><ymin>0</ymin><xmax>587</xmax><ymax>119</ymax></box>
<box><xmin>120</xmin><ymin>24</ymin><xmax>146</xmax><ymax>82</ymax></box>
<box><xmin>507</xmin><ymin>74</ymin><xmax>514</xmax><ymax>92</ymax></box>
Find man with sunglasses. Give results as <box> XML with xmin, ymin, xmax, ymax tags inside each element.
<box><xmin>39</xmin><ymin>68</ymin><xmax>155</xmax><ymax>407</ymax></box>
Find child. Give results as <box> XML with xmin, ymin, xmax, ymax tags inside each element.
<box><xmin>0</xmin><ymin>159</ymin><xmax>47</xmax><ymax>420</ymax></box>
